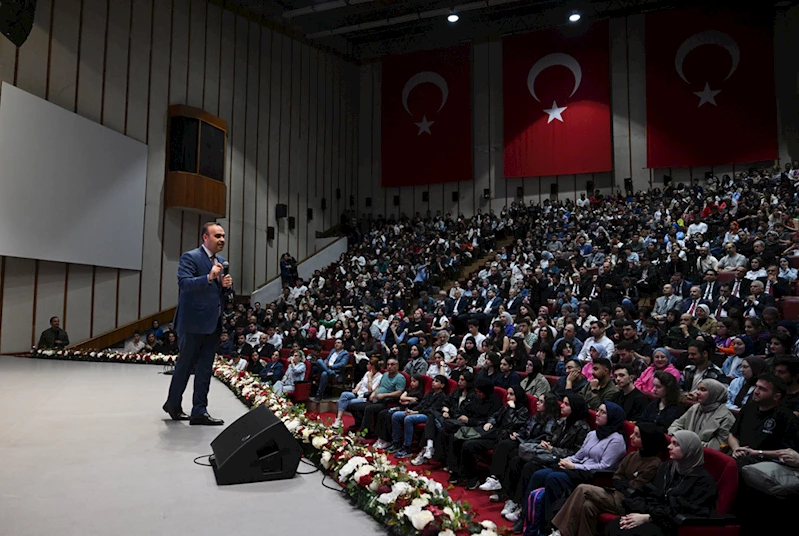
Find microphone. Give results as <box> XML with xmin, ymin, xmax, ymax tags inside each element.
<box><xmin>222</xmin><ymin>261</ymin><xmax>229</xmax><ymax>276</ymax></box>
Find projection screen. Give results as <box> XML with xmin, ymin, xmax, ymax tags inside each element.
<box><xmin>0</xmin><ymin>82</ymin><xmax>148</xmax><ymax>270</ymax></box>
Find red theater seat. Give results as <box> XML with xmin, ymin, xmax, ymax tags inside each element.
<box><xmin>445</xmin><ymin>378</ymin><xmax>458</xmax><ymax>394</ymax></box>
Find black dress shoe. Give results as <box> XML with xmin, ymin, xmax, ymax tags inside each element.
<box><xmin>162</xmin><ymin>403</ymin><xmax>190</xmax><ymax>421</ymax></box>
<box><xmin>190</xmin><ymin>413</ymin><xmax>225</xmax><ymax>426</ymax></box>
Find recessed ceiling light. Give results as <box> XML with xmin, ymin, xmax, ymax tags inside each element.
<box><xmin>568</xmin><ymin>11</ymin><xmax>581</xmax><ymax>22</ymax></box>
<box><xmin>448</xmin><ymin>13</ymin><xmax>459</xmax><ymax>23</ymax></box>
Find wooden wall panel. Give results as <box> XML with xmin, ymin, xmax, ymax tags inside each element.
<box><xmin>186</xmin><ymin>0</ymin><xmax>206</xmax><ymax>109</ymax></box>
<box><xmin>33</xmin><ymin>261</ymin><xmax>65</xmax><ymax>348</ymax></box>
<box><xmin>76</xmin><ymin>0</ymin><xmax>107</xmax><ymax>123</ymax></box>
<box><xmin>15</xmin><ymin>0</ymin><xmax>51</xmax><ymax>99</ymax></box>
<box><xmin>265</xmin><ymin>32</ymin><xmax>281</xmax><ymax>282</ymax></box>
<box><xmin>92</xmin><ymin>267</ymin><xmax>117</xmax><ymax>336</ymax></box>
<box><xmin>0</xmin><ymin>258</ymin><xmax>36</xmax><ymax>353</ymax></box>
<box><xmin>103</xmin><ymin>0</ymin><xmax>130</xmax><ymax>133</ymax></box>
<box><xmin>117</xmin><ymin>270</ymin><xmax>140</xmax><ymax>327</ymax></box>
<box><xmin>307</xmin><ymin>49</ymin><xmax>320</xmax><ymax>250</ymax></box>
<box><xmin>203</xmin><ymin>3</ymin><xmax>221</xmax><ymax>114</ymax></box>
<box><xmin>227</xmin><ymin>15</ymin><xmax>248</xmax><ymax>288</ymax></box>
<box><xmin>254</xmin><ymin>28</ymin><xmax>272</xmax><ymax>287</ymax></box>
<box><xmin>48</xmin><ymin>0</ymin><xmax>81</xmax><ymax>110</ymax></box>
<box><xmin>242</xmin><ymin>20</ymin><xmax>260</xmax><ymax>293</ymax></box>
<box><xmin>65</xmin><ymin>264</ymin><xmax>93</xmax><ymax>345</ymax></box>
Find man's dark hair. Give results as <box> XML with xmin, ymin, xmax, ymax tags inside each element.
<box><xmin>775</xmin><ymin>357</ymin><xmax>799</xmax><ymax>377</ymax></box>
<box><xmin>593</xmin><ymin>357</ymin><xmax>612</xmax><ymax>371</ymax></box>
<box><xmin>687</xmin><ymin>339</ymin><xmax>707</xmax><ymax>354</ymax></box>
<box><xmin>613</xmin><ymin>363</ymin><xmax>634</xmax><ymax>377</ymax></box>
<box><xmin>201</xmin><ymin>221</ymin><xmax>220</xmax><ymax>237</ymax></box>
<box><xmin>616</xmin><ymin>340</ymin><xmax>633</xmax><ymax>351</ymax></box>
<box><xmin>50</xmin><ymin>316</ymin><xmax>58</xmax><ymax>323</ymax></box>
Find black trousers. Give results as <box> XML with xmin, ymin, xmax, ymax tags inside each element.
<box><xmin>348</xmin><ymin>401</ymin><xmax>387</xmax><ymax>435</ymax></box>
<box><xmin>459</xmin><ymin>438</ymin><xmax>496</xmax><ymax>478</ymax></box>
<box><xmin>509</xmin><ymin>459</ymin><xmax>548</xmax><ymax>503</ymax></box>
<box><xmin>375</xmin><ymin>408</ymin><xmax>395</xmax><ymax>441</ymax></box>
<box><xmin>491</xmin><ymin>439</ymin><xmax>519</xmax><ymax>479</ymax></box>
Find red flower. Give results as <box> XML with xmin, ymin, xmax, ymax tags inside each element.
<box><xmin>394</xmin><ymin>497</ymin><xmax>409</xmax><ymax>511</ymax></box>
<box><xmin>377</xmin><ymin>484</ymin><xmax>392</xmax><ymax>495</ymax></box>
<box><xmin>357</xmin><ymin>474</ymin><xmax>373</xmax><ymax>487</ymax></box>
<box><xmin>420</xmin><ymin>523</ymin><xmax>440</xmax><ymax>536</ymax></box>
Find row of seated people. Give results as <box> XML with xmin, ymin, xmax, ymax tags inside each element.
<box><xmin>331</xmin><ymin>357</ymin><xmax>797</xmax><ymax>535</ymax></box>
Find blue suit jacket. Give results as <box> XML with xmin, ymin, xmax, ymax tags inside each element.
<box><xmin>174</xmin><ymin>247</ymin><xmax>233</xmax><ymax>335</ymax></box>
<box><xmin>324</xmin><ymin>349</ymin><xmax>351</xmax><ymax>373</ymax></box>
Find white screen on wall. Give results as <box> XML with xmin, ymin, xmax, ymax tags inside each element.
<box><xmin>0</xmin><ymin>82</ymin><xmax>148</xmax><ymax>270</ymax></box>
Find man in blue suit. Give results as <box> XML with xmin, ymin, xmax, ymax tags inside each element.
<box><xmin>310</xmin><ymin>338</ymin><xmax>349</xmax><ymax>403</ymax></box>
<box><xmin>163</xmin><ymin>222</ymin><xmax>233</xmax><ymax>425</ymax></box>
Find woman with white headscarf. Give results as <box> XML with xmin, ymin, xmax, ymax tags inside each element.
<box><xmin>603</xmin><ymin>430</ymin><xmax>717</xmax><ymax>536</ymax></box>
<box><xmin>667</xmin><ymin>379</ymin><xmax>735</xmax><ymax>450</ymax></box>
<box><xmin>694</xmin><ymin>304</ymin><xmax>717</xmax><ymax>335</ymax></box>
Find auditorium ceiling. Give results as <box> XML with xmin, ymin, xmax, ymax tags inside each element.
<box><xmin>220</xmin><ymin>0</ymin><xmax>797</xmax><ymax>60</ymax></box>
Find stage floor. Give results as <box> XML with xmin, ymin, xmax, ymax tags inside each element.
<box><xmin>0</xmin><ymin>356</ymin><xmax>383</xmax><ymax>536</ymax></box>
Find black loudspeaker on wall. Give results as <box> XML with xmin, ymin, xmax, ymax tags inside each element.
<box><xmin>307</xmin><ymin>208</ymin><xmax>313</xmax><ymax>221</ymax></box>
<box><xmin>275</xmin><ymin>204</ymin><xmax>287</xmax><ymax>219</ymax></box>
<box><xmin>483</xmin><ymin>189</ymin><xmax>490</xmax><ymax>200</ymax></box>
<box><xmin>393</xmin><ymin>195</ymin><xmax>400</xmax><ymax>206</ymax></box>
<box><xmin>209</xmin><ymin>405</ymin><xmax>302</xmax><ymax>486</ymax></box>
<box><xmin>624</xmin><ymin>178</ymin><xmax>633</xmax><ymax>193</ymax></box>
<box><xmin>365</xmin><ymin>197</ymin><xmax>372</xmax><ymax>207</ymax></box>
<box><xmin>452</xmin><ymin>191</ymin><xmax>459</xmax><ymax>202</ymax></box>
<box><xmin>267</xmin><ymin>227</ymin><xmax>275</xmax><ymax>240</ymax></box>
<box><xmin>288</xmin><ymin>216</ymin><xmax>296</xmax><ymax>230</ymax></box>
<box><xmin>550</xmin><ymin>183</ymin><xmax>559</xmax><ymax>196</ymax></box>
<box><xmin>336</xmin><ymin>188</ymin><xmax>341</xmax><ymax>200</ymax></box>
<box><xmin>0</xmin><ymin>0</ymin><xmax>37</xmax><ymax>48</ymax></box>
<box><xmin>321</xmin><ymin>198</ymin><xmax>327</xmax><ymax>210</ymax></box>
<box><xmin>586</xmin><ymin>180</ymin><xmax>594</xmax><ymax>193</ymax></box>
<box><xmin>422</xmin><ymin>191</ymin><xmax>429</xmax><ymax>202</ymax></box>
<box><xmin>516</xmin><ymin>186</ymin><xmax>524</xmax><ymax>198</ymax></box>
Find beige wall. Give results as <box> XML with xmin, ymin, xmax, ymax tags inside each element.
<box><xmin>0</xmin><ymin>0</ymin><xmax>359</xmax><ymax>353</ymax></box>
<box><xmin>357</xmin><ymin>13</ymin><xmax>797</xmax><ymax>218</ymax></box>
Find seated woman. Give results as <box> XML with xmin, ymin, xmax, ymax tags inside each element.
<box><xmin>332</xmin><ymin>357</ymin><xmax>383</xmax><ymax>428</ymax></box>
<box><xmin>668</xmin><ymin>379</ymin><xmax>735</xmax><ymax>450</ymax></box>
<box><xmin>551</xmin><ymin>423</ymin><xmax>669</xmax><ymax>536</ymax></box>
<box><xmin>161</xmin><ymin>331</ymin><xmax>179</xmax><ymax>355</ymax></box>
<box><xmin>553</xmin><ymin>358</ymin><xmax>588</xmax><ymax>399</ymax></box>
<box><xmin>427</xmin><ymin>350</ymin><xmax>452</xmax><ymax>378</ymax></box>
<box><xmin>413</xmin><ymin>371</ymin><xmax>479</xmax><ymax>466</ymax></box>
<box><xmin>694</xmin><ymin>305</ymin><xmax>717</xmax><ymax>335</ymax></box>
<box><xmin>461</xmin><ymin>335</ymin><xmax>480</xmax><ymax>367</ymax></box>
<box><xmin>282</xmin><ymin>326</ymin><xmax>306</xmax><ymax>349</ymax></box>
<box><xmin>605</xmin><ymin>431</ymin><xmax>717</xmax><ymax>536</ymax></box>
<box><xmin>726</xmin><ymin>356</ymin><xmax>766</xmax><ymax>410</ymax></box>
<box><xmin>476</xmin><ymin>352</ymin><xmax>501</xmax><ymax>384</ymax></box>
<box><xmin>487</xmin><ymin>321</ymin><xmax>510</xmax><ymax>354</ymax></box>
<box><xmin>495</xmin><ymin>357</ymin><xmax>522</xmax><ymax>389</ymax></box>
<box><xmin>536</xmin><ymin>346</ymin><xmax>559</xmax><ymax>376</ymax></box>
<box><xmin>721</xmin><ymin>335</ymin><xmax>755</xmax><ymax>378</ymax></box>
<box><xmin>477</xmin><ymin>393</ymin><xmax>560</xmax><ymax>494</ymax></box>
<box><xmin>389</xmin><ymin>374</ymin><xmax>449</xmax><ymax>458</ymax></box>
<box><xmin>634</xmin><ymin>348</ymin><xmax>680</xmax><ymax>395</ymax></box>
<box><xmin>637</xmin><ymin>371</ymin><xmax>684</xmax><ymax>432</ymax></box>
<box><xmin>520</xmin><ymin>402</ymin><xmax>628</xmax><ymax>532</ymax></box>
<box><xmin>506</xmin><ymin>336</ymin><xmax>531</xmax><ymax>371</ymax></box>
<box><xmin>272</xmin><ymin>350</ymin><xmax>307</xmax><ymax>397</ymax></box>
<box><xmin>405</xmin><ymin>309</ymin><xmax>428</xmax><ymax>346</ymax></box>
<box><xmin>554</xmin><ymin>340</ymin><xmax>576</xmax><ymax>376</ymax></box>
<box><xmin>144</xmin><ymin>332</ymin><xmax>163</xmax><ymax>353</ymax></box>
<box><xmin>713</xmin><ymin>319</ymin><xmax>737</xmax><ymax>356</ymax></box>
<box><xmin>497</xmin><ymin>394</ymin><xmax>592</xmax><ymax>523</ymax></box>
<box><xmin>248</xmin><ymin>349</ymin><xmax>264</xmax><ymax>375</ymax></box>
<box><xmin>259</xmin><ymin>350</ymin><xmax>284</xmax><ymax>384</ymax></box>
<box><xmin>449</xmin><ymin>385</ymin><xmax>530</xmax><ymax>489</ymax></box>
<box><xmin>373</xmin><ymin>374</ymin><xmax>426</xmax><ymax>450</ymax></box>
<box><xmin>520</xmin><ymin>358</ymin><xmax>552</xmax><ymax>398</ymax></box>
<box><xmin>431</xmin><ymin>306</ymin><xmax>450</xmax><ymax>337</ymax></box>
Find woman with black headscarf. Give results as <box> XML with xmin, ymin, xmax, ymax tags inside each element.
<box><xmin>499</xmin><ymin>394</ymin><xmax>592</xmax><ymax>524</ymax></box>
<box><xmin>520</xmin><ymin>402</ymin><xmax>628</xmax><ymax>532</ymax></box>
<box><xmin>606</xmin><ymin>430</ymin><xmax>717</xmax><ymax>536</ymax></box>
<box><xmin>551</xmin><ymin>423</ymin><xmax>668</xmax><ymax>536</ymax></box>
<box><xmin>726</xmin><ymin>356</ymin><xmax>766</xmax><ymax>410</ymax></box>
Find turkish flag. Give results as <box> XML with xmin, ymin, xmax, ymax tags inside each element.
<box><xmin>381</xmin><ymin>45</ymin><xmax>472</xmax><ymax>187</ymax></box>
<box><xmin>646</xmin><ymin>9</ymin><xmax>778</xmax><ymax>168</ymax></box>
<box><xmin>503</xmin><ymin>22</ymin><xmax>612</xmax><ymax>178</ymax></box>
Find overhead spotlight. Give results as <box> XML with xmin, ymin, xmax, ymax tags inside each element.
<box><xmin>447</xmin><ymin>13</ymin><xmax>459</xmax><ymax>23</ymax></box>
<box><xmin>568</xmin><ymin>11</ymin><xmax>581</xmax><ymax>22</ymax></box>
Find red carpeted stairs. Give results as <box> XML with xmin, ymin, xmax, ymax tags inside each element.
<box><xmin>307</xmin><ymin>411</ymin><xmax>509</xmax><ymax>531</ymax></box>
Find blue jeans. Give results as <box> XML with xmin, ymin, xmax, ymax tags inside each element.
<box><xmin>621</xmin><ymin>298</ymin><xmax>636</xmax><ymax>313</ymax></box>
<box><xmin>313</xmin><ymin>360</ymin><xmax>339</xmax><ymax>397</ymax></box>
<box><xmin>337</xmin><ymin>391</ymin><xmax>362</xmax><ymax>412</ymax></box>
<box><xmin>407</xmin><ymin>337</ymin><xmax>420</xmax><ymax>346</ymax></box>
<box><xmin>391</xmin><ymin>412</ymin><xmax>428</xmax><ymax>446</ymax></box>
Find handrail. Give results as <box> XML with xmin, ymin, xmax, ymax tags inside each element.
<box><xmin>68</xmin><ymin>307</ymin><xmax>177</xmax><ymax>351</ymax></box>
<box><xmin>255</xmin><ymin>234</ymin><xmax>346</xmax><ymax>289</ymax></box>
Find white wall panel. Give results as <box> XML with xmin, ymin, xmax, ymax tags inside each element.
<box><xmin>103</xmin><ymin>0</ymin><xmax>130</xmax><ymax>133</ymax></box>
<box><xmin>242</xmin><ymin>20</ymin><xmax>260</xmax><ymax>293</ymax></box>
<box><xmin>65</xmin><ymin>264</ymin><xmax>92</xmax><ymax>345</ymax></box>
<box><xmin>15</xmin><ymin>0</ymin><xmax>50</xmax><ymax>100</ymax></box>
<box><xmin>34</xmin><ymin>261</ymin><xmax>65</xmax><ymax>348</ymax></box>
<box><xmin>48</xmin><ymin>0</ymin><xmax>80</xmax><ymax>110</ymax></box>
<box><xmin>76</xmin><ymin>0</ymin><xmax>106</xmax><ymax>123</ymax></box>
<box><xmin>186</xmin><ymin>0</ymin><xmax>206</xmax><ymax>109</ymax></box>
<box><xmin>0</xmin><ymin>258</ymin><xmax>35</xmax><ymax>353</ymax></box>
<box><xmin>92</xmin><ymin>267</ymin><xmax>117</xmax><ymax>336</ymax></box>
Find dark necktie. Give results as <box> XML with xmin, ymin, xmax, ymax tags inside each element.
<box><xmin>732</xmin><ymin>280</ymin><xmax>741</xmax><ymax>297</ymax></box>
<box><xmin>704</xmin><ymin>283</ymin><xmax>713</xmax><ymax>300</ymax></box>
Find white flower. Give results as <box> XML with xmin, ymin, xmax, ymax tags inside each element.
<box><xmin>406</xmin><ymin>508</ymin><xmax>434</xmax><ymax>531</ymax></box>
<box><xmin>321</xmin><ymin>451</ymin><xmax>332</xmax><ymax>469</ymax></box>
<box><xmin>478</xmin><ymin>531</ymin><xmax>497</xmax><ymax>536</ymax></box>
<box><xmin>338</xmin><ymin>456</ymin><xmax>367</xmax><ymax>479</ymax></box>
<box><xmin>312</xmin><ymin>436</ymin><xmax>328</xmax><ymax>449</ymax></box>
<box><xmin>352</xmin><ymin>464</ymin><xmax>374</xmax><ymax>481</ymax></box>
<box><xmin>424</xmin><ymin>477</ymin><xmax>444</xmax><ymax>495</ymax></box>
<box><xmin>301</xmin><ymin>428</ymin><xmax>313</xmax><ymax>441</ymax></box>
<box><xmin>443</xmin><ymin>507</ymin><xmax>455</xmax><ymax>520</ymax></box>
<box><xmin>368</xmin><ymin>479</ymin><xmax>379</xmax><ymax>492</ymax></box>
<box><xmin>439</xmin><ymin>530</ymin><xmax>456</xmax><ymax>536</ymax></box>
<box><xmin>411</xmin><ymin>496</ymin><xmax>429</xmax><ymax>508</ymax></box>
<box><xmin>480</xmin><ymin>521</ymin><xmax>498</xmax><ymax>531</ymax></box>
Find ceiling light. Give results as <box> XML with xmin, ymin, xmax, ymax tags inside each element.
<box><xmin>568</xmin><ymin>11</ymin><xmax>581</xmax><ymax>22</ymax></box>
<box><xmin>447</xmin><ymin>13</ymin><xmax>459</xmax><ymax>23</ymax></box>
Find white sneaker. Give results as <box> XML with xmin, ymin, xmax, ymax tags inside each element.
<box><xmin>479</xmin><ymin>476</ymin><xmax>502</xmax><ymax>491</ymax></box>
<box><xmin>332</xmin><ymin>419</ymin><xmax>342</xmax><ymax>428</ymax></box>
<box><xmin>501</xmin><ymin>500</ymin><xmax>518</xmax><ymax>516</ymax></box>
<box><xmin>504</xmin><ymin>507</ymin><xmax>521</xmax><ymax>522</ymax></box>
<box><xmin>373</xmin><ymin>439</ymin><xmax>390</xmax><ymax>450</ymax></box>
<box><xmin>423</xmin><ymin>446</ymin><xmax>434</xmax><ymax>459</ymax></box>
<box><xmin>550</xmin><ymin>530</ymin><xmax>562</xmax><ymax>536</ymax></box>
<box><xmin>411</xmin><ymin>452</ymin><xmax>428</xmax><ymax>466</ymax></box>
<box><xmin>489</xmin><ymin>493</ymin><xmax>501</xmax><ymax>502</ymax></box>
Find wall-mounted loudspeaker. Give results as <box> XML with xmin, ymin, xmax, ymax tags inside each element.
<box><xmin>586</xmin><ymin>180</ymin><xmax>594</xmax><ymax>193</ymax></box>
<box><xmin>275</xmin><ymin>204</ymin><xmax>287</xmax><ymax>219</ymax></box>
<box><xmin>0</xmin><ymin>1</ymin><xmax>37</xmax><ymax>48</ymax></box>
<box><xmin>365</xmin><ymin>197</ymin><xmax>372</xmax><ymax>207</ymax></box>
<box><xmin>321</xmin><ymin>198</ymin><xmax>327</xmax><ymax>210</ymax></box>
<box><xmin>267</xmin><ymin>227</ymin><xmax>275</xmax><ymax>240</ymax></box>
<box><xmin>516</xmin><ymin>186</ymin><xmax>524</xmax><ymax>198</ymax></box>
<box><xmin>336</xmin><ymin>188</ymin><xmax>341</xmax><ymax>200</ymax></box>
<box><xmin>288</xmin><ymin>217</ymin><xmax>295</xmax><ymax>230</ymax></box>
<box><xmin>393</xmin><ymin>195</ymin><xmax>400</xmax><ymax>206</ymax></box>
<box><xmin>452</xmin><ymin>191</ymin><xmax>459</xmax><ymax>202</ymax></box>
<box><xmin>209</xmin><ymin>405</ymin><xmax>302</xmax><ymax>486</ymax></box>
<box><xmin>422</xmin><ymin>191</ymin><xmax>429</xmax><ymax>202</ymax></box>
<box><xmin>550</xmin><ymin>183</ymin><xmax>558</xmax><ymax>196</ymax></box>
<box><xmin>483</xmin><ymin>189</ymin><xmax>490</xmax><ymax>200</ymax></box>
<box><xmin>624</xmin><ymin>178</ymin><xmax>633</xmax><ymax>194</ymax></box>
<box><xmin>307</xmin><ymin>208</ymin><xmax>313</xmax><ymax>221</ymax></box>
<box><xmin>349</xmin><ymin>195</ymin><xmax>355</xmax><ymax>207</ymax></box>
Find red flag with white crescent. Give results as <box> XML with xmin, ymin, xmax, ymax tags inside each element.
<box><xmin>381</xmin><ymin>45</ymin><xmax>472</xmax><ymax>187</ymax></box>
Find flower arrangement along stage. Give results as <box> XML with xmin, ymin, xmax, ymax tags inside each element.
<box><xmin>26</xmin><ymin>350</ymin><xmax>500</xmax><ymax>535</ymax></box>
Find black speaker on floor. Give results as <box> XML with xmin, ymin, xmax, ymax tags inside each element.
<box><xmin>0</xmin><ymin>0</ymin><xmax>37</xmax><ymax>48</ymax></box>
<box><xmin>275</xmin><ymin>203</ymin><xmax>287</xmax><ymax>219</ymax></box>
<box><xmin>209</xmin><ymin>405</ymin><xmax>302</xmax><ymax>486</ymax></box>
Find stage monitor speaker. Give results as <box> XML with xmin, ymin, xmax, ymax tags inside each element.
<box><xmin>0</xmin><ymin>0</ymin><xmax>37</xmax><ymax>48</ymax></box>
<box><xmin>452</xmin><ymin>191</ymin><xmax>459</xmax><ymax>202</ymax></box>
<box><xmin>321</xmin><ymin>198</ymin><xmax>327</xmax><ymax>210</ymax></box>
<box><xmin>209</xmin><ymin>405</ymin><xmax>302</xmax><ymax>486</ymax></box>
<box><xmin>365</xmin><ymin>197</ymin><xmax>372</xmax><ymax>207</ymax></box>
<box><xmin>422</xmin><ymin>191</ymin><xmax>429</xmax><ymax>202</ymax></box>
<box><xmin>624</xmin><ymin>178</ymin><xmax>633</xmax><ymax>193</ymax></box>
<box><xmin>275</xmin><ymin>204</ymin><xmax>287</xmax><ymax>219</ymax></box>
<box><xmin>393</xmin><ymin>195</ymin><xmax>400</xmax><ymax>206</ymax></box>
<box><xmin>483</xmin><ymin>188</ymin><xmax>490</xmax><ymax>200</ymax></box>
<box><xmin>307</xmin><ymin>208</ymin><xmax>313</xmax><ymax>221</ymax></box>
<box><xmin>586</xmin><ymin>180</ymin><xmax>594</xmax><ymax>193</ymax></box>
<box><xmin>516</xmin><ymin>186</ymin><xmax>524</xmax><ymax>198</ymax></box>
<box><xmin>288</xmin><ymin>216</ymin><xmax>295</xmax><ymax>230</ymax></box>
<box><xmin>267</xmin><ymin>226</ymin><xmax>275</xmax><ymax>240</ymax></box>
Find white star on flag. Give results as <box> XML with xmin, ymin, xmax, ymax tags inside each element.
<box><xmin>414</xmin><ymin>115</ymin><xmax>434</xmax><ymax>135</ymax></box>
<box><xmin>693</xmin><ymin>82</ymin><xmax>721</xmax><ymax>107</ymax></box>
<box><xmin>543</xmin><ymin>101</ymin><xmax>567</xmax><ymax>123</ymax></box>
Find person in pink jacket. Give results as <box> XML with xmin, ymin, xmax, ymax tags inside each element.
<box><xmin>635</xmin><ymin>347</ymin><xmax>681</xmax><ymax>394</ymax></box>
